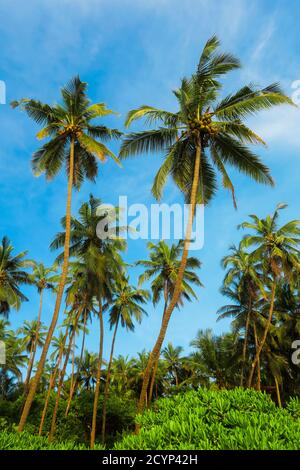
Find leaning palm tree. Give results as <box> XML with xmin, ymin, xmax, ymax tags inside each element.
<box><xmin>13</xmin><ymin>76</ymin><xmax>122</xmax><ymax>431</ymax></box>
<box><xmin>101</xmin><ymin>276</ymin><xmax>149</xmax><ymax>443</ymax></box>
<box><xmin>120</xmin><ymin>36</ymin><xmax>293</xmax><ymax>414</ymax></box>
<box><xmin>240</xmin><ymin>204</ymin><xmax>300</xmax><ymax>387</ymax></box>
<box><xmin>137</xmin><ymin>240</ymin><xmax>202</xmax><ymax>402</ymax></box>
<box><xmin>0</xmin><ymin>237</ymin><xmax>31</xmax><ymax>317</ymax></box>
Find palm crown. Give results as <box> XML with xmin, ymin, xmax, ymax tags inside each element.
<box><xmin>120</xmin><ymin>36</ymin><xmax>292</xmax><ymax>207</ymax></box>
<box><xmin>12</xmin><ymin>76</ymin><xmax>122</xmax><ymax>188</ymax></box>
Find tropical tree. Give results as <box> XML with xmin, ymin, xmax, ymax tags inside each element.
<box><xmin>101</xmin><ymin>276</ymin><xmax>149</xmax><ymax>443</ymax></box>
<box><xmin>13</xmin><ymin>77</ymin><xmax>122</xmax><ymax>431</ymax></box>
<box><xmin>18</xmin><ymin>320</ymin><xmax>46</xmax><ymax>391</ymax></box>
<box><xmin>221</xmin><ymin>244</ymin><xmax>265</xmax><ymax>385</ymax></box>
<box><xmin>0</xmin><ymin>237</ymin><xmax>31</xmax><ymax>317</ymax></box>
<box><xmin>239</xmin><ymin>204</ymin><xmax>300</xmax><ymax>387</ymax></box>
<box><xmin>120</xmin><ymin>35</ymin><xmax>293</xmax><ymax>414</ymax></box>
<box><xmin>26</xmin><ymin>262</ymin><xmax>57</xmax><ymax>390</ymax></box>
<box><xmin>137</xmin><ymin>240</ymin><xmax>202</xmax><ymax>402</ymax></box>
<box><xmin>161</xmin><ymin>342</ymin><xmax>184</xmax><ymax>388</ymax></box>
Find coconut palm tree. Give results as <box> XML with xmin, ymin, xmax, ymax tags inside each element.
<box><xmin>101</xmin><ymin>276</ymin><xmax>149</xmax><ymax>442</ymax></box>
<box><xmin>39</xmin><ymin>330</ymin><xmax>69</xmax><ymax>436</ymax></box>
<box><xmin>137</xmin><ymin>240</ymin><xmax>202</xmax><ymax>402</ymax></box>
<box><xmin>161</xmin><ymin>342</ymin><xmax>184</xmax><ymax>388</ymax></box>
<box><xmin>221</xmin><ymin>244</ymin><xmax>265</xmax><ymax>386</ymax></box>
<box><xmin>0</xmin><ymin>237</ymin><xmax>31</xmax><ymax>317</ymax></box>
<box><xmin>239</xmin><ymin>204</ymin><xmax>300</xmax><ymax>387</ymax></box>
<box><xmin>17</xmin><ymin>320</ymin><xmax>47</xmax><ymax>391</ymax></box>
<box><xmin>13</xmin><ymin>76</ymin><xmax>122</xmax><ymax>431</ymax></box>
<box><xmin>26</xmin><ymin>262</ymin><xmax>57</xmax><ymax>390</ymax></box>
<box><xmin>120</xmin><ymin>36</ymin><xmax>293</xmax><ymax>414</ymax></box>
<box><xmin>76</xmin><ymin>351</ymin><xmax>99</xmax><ymax>391</ymax></box>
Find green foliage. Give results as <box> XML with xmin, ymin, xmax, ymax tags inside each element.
<box><xmin>115</xmin><ymin>389</ymin><xmax>300</xmax><ymax>450</ymax></box>
<box><xmin>0</xmin><ymin>430</ymin><xmax>105</xmax><ymax>450</ymax></box>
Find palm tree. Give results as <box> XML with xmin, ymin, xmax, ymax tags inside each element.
<box><xmin>161</xmin><ymin>342</ymin><xmax>184</xmax><ymax>388</ymax></box>
<box><xmin>0</xmin><ymin>237</ymin><xmax>31</xmax><ymax>317</ymax></box>
<box><xmin>101</xmin><ymin>276</ymin><xmax>149</xmax><ymax>443</ymax></box>
<box><xmin>51</xmin><ymin>194</ymin><xmax>126</xmax><ymax>448</ymax></box>
<box><xmin>38</xmin><ymin>330</ymin><xmax>69</xmax><ymax>436</ymax></box>
<box><xmin>120</xmin><ymin>36</ymin><xmax>293</xmax><ymax>414</ymax></box>
<box><xmin>221</xmin><ymin>244</ymin><xmax>265</xmax><ymax>386</ymax></box>
<box><xmin>76</xmin><ymin>351</ymin><xmax>98</xmax><ymax>391</ymax></box>
<box><xmin>137</xmin><ymin>240</ymin><xmax>202</xmax><ymax>403</ymax></box>
<box><xmin>26</xmin><ymin>262</ymin><xmax>57</xmax><ymax>391</ymax></box>
<box><xmin>18</xmin><ymin>320</ymin><xmax>46</xmax><ymax>391</ymax></box>
<box><xmin>240</xmin><ymin>204</ymin><xmax>300</xmax><ymax>387</ymax></box>
<box><xmin>13</xmin><ymin>77</ymin><xmax>122</xmax><ymax>431</ymax></box>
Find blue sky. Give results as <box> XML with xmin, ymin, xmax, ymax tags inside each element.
<box><xmin>1</xmin><ymin>0</ymin><xmax>300</xmax><ymax>364</ymax></box>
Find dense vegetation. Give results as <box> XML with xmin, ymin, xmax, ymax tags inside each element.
<box><xmin>1</xmin><ymin>36</ymin><xmax>299</xmax><ymax>450</ymax></box>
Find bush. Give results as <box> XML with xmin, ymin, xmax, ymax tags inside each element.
<box><xmin>115</xmin><ymin>388</ymin><xmax>300</xmax><ymax>450</ymax></box>
<box><xmin>0</xmin><ymin>430</ymin><xmax>105</xmax><ymax>450</ymax></box>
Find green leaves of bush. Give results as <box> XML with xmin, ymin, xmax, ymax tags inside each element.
<box><xmin>115</xmin><ymin>388</ymin><xmax>300</xmax><ymax>450</ymax></box>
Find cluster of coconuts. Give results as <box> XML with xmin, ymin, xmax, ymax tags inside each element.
<box><xmin>58</xmin><ymin>123</ymin><xmax>83</xmax><ymax>137</ymax></box>
<box><xmin>188</xmin><ymin>112</ymin><xmax>218</xmax><ymax>136</ymax></box>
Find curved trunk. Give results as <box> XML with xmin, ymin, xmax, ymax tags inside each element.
<box><xmin>48</xmin><ymin>311</ymin><xmax>80</xmax><ymax>442</ymax></box>
<box><xmin>18</xmin><ymin>138</ymin><xmax>75</xmax><ymax>432</ymax></box>
<box><xmin>274</xmin><ymin>376</ymin><xmax>282</xmax><ymax>407</ymax></box>
<box><xmin>90</xmin><ymin>299</ymin><xmax>104</xmax><ymax>449</ymax></box>
<box><xmin>101</xmin><ymin>313</ymin><xmax>120</xmax><ymax>443</ymax></box>
<box><xmin>247</xmin><ymin>281</ymin><xmax>276</xmax><ymax>388</ymax></box>
<box><xmin>24</xmin><ymin>343</ymin><xmax>35</xmax><ymax>393</ymax></box>
<box><xmin>148</xmin><ymin>299</ymin><xmax>168</xmax><ymax>405</ymax></box>
<box><xmin>253</xmin><ymin>321</ymin><xmax>261</xmax><ymax>391</ymax></box>
<box><xmin>38</xmin><ymin>330</ymin><xmax>68</xmax><ymax>436</ymax></box>
<box><xmin>24</xmin><ymin>290</ymin><xmax>44</xmax><ymax>393</ymax></box>
<box><xmin>136</xmin><ymin>142</ymin><xmax>202</xmax><ymax>426</ymax></box>
<box><xmin>65</xmin><ymin>311</ymin><xmax>87</xmax><ymax>416</ymax></box>
<box><xmin>240</xmin><ymin>300</ymin><xmax>251</xmax><ymax>387</ymax></box>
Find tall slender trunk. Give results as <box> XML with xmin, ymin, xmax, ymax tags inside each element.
<box><xmin>65</xmin><ymin>311</ymin><xmax>87</xmax><ymax>416</ymax></box>
<box><xmin>39</xmin><ymin>329</ymin><xmax>68</xmax><ymax>436</ymax></box>
<box><xmin>101</xmin><ymin>313</ymin><xmax>120</xmax><ymax>443</ymax></box>
<box><xmin>240</xmin><ymin>300</ymin><xmax>251</xmax><ymax>387</ymax></box>
<box><xmin>48</xmin><ymin>311</ymin><xmax>80</xmax><ymax>442</ymax></box>
<box><xmin>253</xmin><ymin>321</ymin><xmax>261</xmax><ymax>391</ymax></box>
<box><xmin>247</xmin><ymin>281</ymin><xmax>276</xmax><ymax>388</ymax></box>
<box><xmin>24</xmin><ymin>290</ymin><xmax>44</xmax><ymax>393</ymax></box>
<box><xmin>274</xmin><ymin>376</ymin><xmax>282</xmax><ymax>407</ymax></box>
<box><xmin>148</xmin><ymin>299</ymin><xmax>168</xmax><ymax>405</ymax></box>
<box><xmin>90</xmin><ymin>299</ymin><xmax>104</xmax><ymax>449</ymax></box>
<box><xmin>18</xmin><ymin>138</ymin><xmax>75</xmax><ymax>432</ymax></box>
<box><xmin>24</xmin><ymin>343</ymin><xmax>35</xmax><ymax>393</ymax></box>
<box><xmin>136</xmin><ymin>142</ymin><xmax>202</xmax><ymax>424</ymax></box>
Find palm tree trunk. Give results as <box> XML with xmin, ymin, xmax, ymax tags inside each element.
<box><xmin>24</xmin><ymin>290</ymin><xmax>44</xmax><ymax>393</ymax></box>
<box><xmin>65</xmin><ymin>312</ymin><xmax>87</xmax><ymax>416</ymax></box>
<box><xmin>39</xmin><ymin>330</ymin><xmax>68</xmax><ymax>436</ymax></box>
<box><xmin>136</xmin><ymin>142</ymin><xmax>202</xmax><ymax>424</ymax></box>
<box><xmin>148</xmin><ymin>300</ymin><xmax>168</xmax><ymax>404</ymax></box>
<box><xmin>274</xmin><ymin>376</ymin><xmax>282</xmax><ymax>407</ymax></box>
<box><xmin>48</xmin><ymin>313</ymin><xmax>80</xmax><ymax>442</ymax></box>
<box><xmin>247</xmin><ymin>281</ymin><xmax>276</xmax><ymax>388</ymax></box>
<box><xmin>253</xmin><ymin>321</ymin><xmax>261</xmax><ymax>391</ymax></box>
<box><xmin>24</xmin><ymin>343</ymin><xmax>35</xmax><ymax>393</ymax></box>
<box><xmin>90</xmin><ymin>298</ymin><xmax>104</xmax><ymax>449</ymax></box>
<box><xmin>18</xmin><ymin>138</ymin><xmax>75</xmax><ymax>432</ymax></box>
<box><xmin>101</xmin><ymin>313</ymin><xmax>120</xmax><ymax>443</ymax></box>
<box><xmin>240</xmin><ymin>300</ymin><xmax>251</xmax><ymax>387</ymax></box>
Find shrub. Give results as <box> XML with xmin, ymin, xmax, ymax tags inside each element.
<box><xmin>115</xmin><ymin>388</ymin><xmax>300</xmax><ymax>450</ymax></box>
<box><xmin>0</xmin><ymin>430</ymin><xmax>105</xmax><ymax>450</ymax></box>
